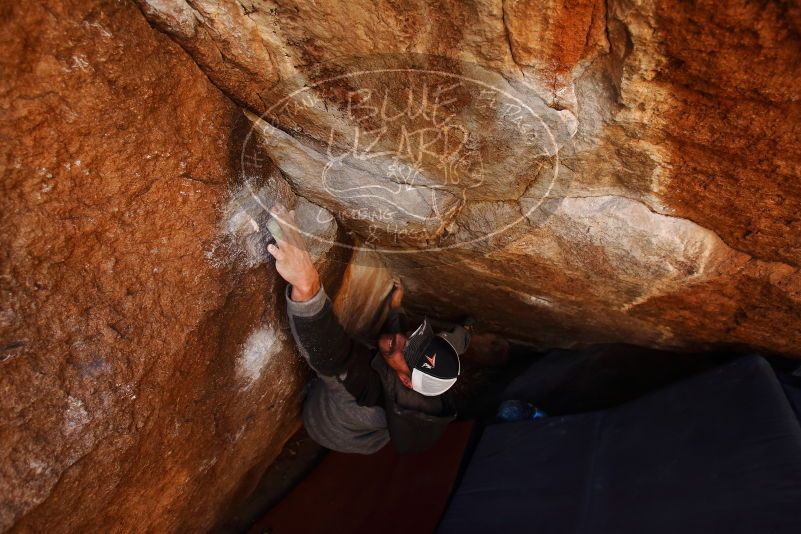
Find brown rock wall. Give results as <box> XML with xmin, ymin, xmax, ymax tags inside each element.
<box><xmin>135</xmin><ymin>0</ymin><xmax>801</xmax><ymax>356</ymax></box>
<box><xmin>4</xmin><ymin>1</ymin><xmax>801</xmax><ymax>529</ymax></box>
<box><xmin>0</xmin><ymin>1</ymin><xmax>342</xmax><ymax>531</ymax></box>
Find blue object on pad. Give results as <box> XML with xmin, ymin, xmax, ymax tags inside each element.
<box><xmin>497</xmin><ymin>400</ymin><xmax>547</xmax><ymax>422</ymax></box>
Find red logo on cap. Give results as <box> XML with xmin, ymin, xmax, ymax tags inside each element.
<box><xmin>425</xmin><ymin>354</ymin><xmax>436</xmax><ymax>368</ymax></box>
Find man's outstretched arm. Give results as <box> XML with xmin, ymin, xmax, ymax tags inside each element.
<box><xmin>265</xmin><ymin>204</ymin><xmax>321</xmax><ymax>303</ymax></box>
<box><xmin>267</xmin><ymin>204</ymin><xmax>356</xmax><ymax>376</ymax></box>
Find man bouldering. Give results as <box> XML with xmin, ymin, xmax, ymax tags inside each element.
<box><xmin>266</xmin><ymin>204</ymin><xmax>471</xmax><ymax>454</ymax></box>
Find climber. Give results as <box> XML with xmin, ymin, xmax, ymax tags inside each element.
<box><xmin>266</xmin><ymin>204</ymin><xmax>471</xmax><ymax>454</ymax></box>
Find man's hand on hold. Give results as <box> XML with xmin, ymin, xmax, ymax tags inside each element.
<box><xmin>266</xmin><ymin>204</ymin><xmax>321</xmax><ymax>302</ymax></box>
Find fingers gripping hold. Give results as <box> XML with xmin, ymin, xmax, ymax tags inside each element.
<box><xmin>270</xmin><ymin>203</ymin><xmax>307</xmax><ymax>250</ymax></box>
<box><xmin>264</xmin><ymin>203</ymin><xmax>321</xmax><ymax>302</ymax></box>
<box><xmin>267</xmin><ymin>243</ymin><xmax>284</xmax><ymax>260</ymax></box>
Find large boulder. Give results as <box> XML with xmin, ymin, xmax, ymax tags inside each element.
<box><xmin>0</xmin><ymin>1</ymin><xmax>344</xmax><ymax>531</ymax></box>
<box><xmin>3</xmin><ymin>0</ymin><xmax>801</xmax><ymax>531</ymax></box>
<box><xmin>139</xmin><ymin>0</ymin><xmax>801</xmax><ymax>355</ymax></box>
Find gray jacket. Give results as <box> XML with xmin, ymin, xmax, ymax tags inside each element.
<box><xmin>286</xmin><ymin>285</ymin><xmax>458</xmax><ymax>454</ymax></box>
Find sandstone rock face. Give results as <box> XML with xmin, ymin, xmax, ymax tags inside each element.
<box><xmin>0</xmin><ymin>1</ymin><xmax>344</xmax><ymax>531</ymax></box>
<box><xmin>3</xmin><ymin>0</ymin><xmax>801</xmax><ymax>531</ymax></box>
<box><xmin>140</xmin><ymin>0</ymin><xmax>801</xmax><ymax>355</ymax></box>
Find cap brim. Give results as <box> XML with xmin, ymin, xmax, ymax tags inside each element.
<box><xmin>403</xmin><ymin>318</ymin><xmax>433</xmax><ymax>369</ymax></box>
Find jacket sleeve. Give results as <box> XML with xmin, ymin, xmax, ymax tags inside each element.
<box><xmin>285</xmin><ymin>284</ymin><xmax>360</xmax><ymax>377</ymax></box>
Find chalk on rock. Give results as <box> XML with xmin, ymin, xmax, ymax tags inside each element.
<box><xmin>293</xmin><ymin>197</ymin><xmax>338</xmax><ymax>263</ymax></box>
